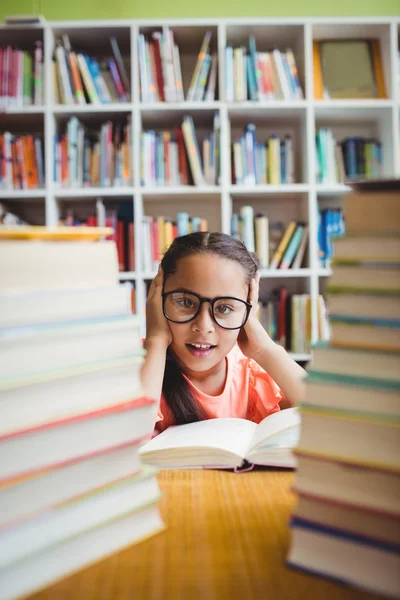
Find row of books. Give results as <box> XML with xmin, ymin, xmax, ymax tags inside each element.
<box><xmin>318</xmin><ymin>208</ymin><xmax>345</xmax><ymax>269</ymax></box>
<box><xmin>315</xmin><ymin>130</ymin><xmax>382</xmax><ymax>184</ymax></box>
<box><xmin>232</xmin><ymin>127</ymin><xmax>294</xmax><ymax>185</ymax></box>
<box><xmin>0</xmin><ymin>44</ymin><xmax>43</xmax><ymax>108</ymax></box>
<box><xmin>257</xmin><ymin>290</ymin><xmax>329</xmax><ymax>354</ymax></box>
<box><xmin>139</xmin><ymin>29</ymin><xmax>217</xmax><ymax>103</ymax></box>
<box><xmin>0</xmin><ymin>133</ymin><xmax>44</xmax><ymax>190</ymax></box>
<box><xmin>0</xmin><ymin>229</ymin><xmax>164</xmax><ymax>600</ymax></box>
<box><xmin>231</xmin><ymin>206</ymin><xmax>308</xmax><ymax>270</ymax></box>
<box><xmin>141</xmin><ymin>213</ymin><xmax>208</xmax><ymax>272</ymax></box>
<box><xmin>225</xmin><ymin>40</ymin><xmax>303</xmax><ymax>102</ymax></box>
<box><xmin>141</xmin><ymin>114</ymin><xmax>220</xmax><ymax>187</ymax></box>
<box><xmin>289</xmin><ymin>181</ymin><xmax>400</xmax><ymax>597</ymax></box>
<box><xmin>54</xmin><ymin>34</ymin><xmax>130</xmax><ymax>105</ymax></box>
<box><xmin>54</xmin><ymin>117</ymin><xmax>132</xmax><ymax>188</ymax></box>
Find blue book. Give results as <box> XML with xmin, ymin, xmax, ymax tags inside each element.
<box><xmin>176</xmin><ymin>212</ymin><xmax>189</xmax><ymax>237</ymax></box>
<box><xmin>191</xmin><ymin>217</ymin><xmax>201</xmax><ymax>232</ymax></box>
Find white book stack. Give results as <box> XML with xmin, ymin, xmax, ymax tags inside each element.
<box><xmin>0</xmin><ymin>227</ymin><xmax>164</xmax><ymax>600</ymax></box>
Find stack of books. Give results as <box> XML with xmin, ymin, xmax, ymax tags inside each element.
<box><xmin>0</xmin><ymin>226</ymin><xmax>164</xmax><ymax>600</ymax></box>
<box><xmin>0</xmin><ymin>133</ymin><xmax>45</xmax><ymax>190</ymax></box>
<box><xmin>138</xmin><ymin>29</ymin><xmax>217</xmax><ymax>103</ymax></box>
<box><xmin>53</xmin><ymin>35</ymin><xmax>130</xmax><ymax>105</ymax></box>
<box><xmin>232</xmin><ymin>127</ymin><xmax>294</xmax><ymax>185</ymax></box>
<box><xmin>54</xmin><ymin>116</ymin><xmax>132</xmax><ymax>188</ymax></box>
<box><xmin>225</xmin><ymin>38</ymin><xmax>303</xmax><ymax>102</ymax></box>
<box><xmin>141</xmin><ymin>114</ymin><xmax>220</xmax><ymax>187</ymax></box>
<box><xmin>0</xmin><ymin>42</ymin><xmax>43</xmax><ymax>108</ymax></box>
<box><xmin>288</xmin><ymin>179</ymin><xmax>400</xmax><ymax>597</ymax></box>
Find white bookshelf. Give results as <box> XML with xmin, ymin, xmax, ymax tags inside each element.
<box><xmin>1</xmin><ymin>16</ymin><xmax>400</xmax><ymax>360</ymax></box>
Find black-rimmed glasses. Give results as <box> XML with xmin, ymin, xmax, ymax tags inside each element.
<box><xmin>162</xmin><ymin>290</ymin><xmax>252</xmax><ymax>330</ymax></box>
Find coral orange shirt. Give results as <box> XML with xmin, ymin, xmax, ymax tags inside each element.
<box><xmin>154</xmin><ymin>344</ymin><xmax>282</xmax><ymax>434</ymax></box>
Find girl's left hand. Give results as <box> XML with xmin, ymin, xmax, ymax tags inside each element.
<box><xmin>237</xmin><ymin>273</ymin><xmax>272</xmax><ymax>360</ymax></box>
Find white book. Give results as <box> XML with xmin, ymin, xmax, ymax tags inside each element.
<box><xmin>0</xmin><ymin>442</ymin><xmax>143</xmax><ymax>529</ymax></box>
<box><xmin>205</xmin><ymin>53</ymin><xmax>217</xmax><ymax>101</ymax></box>
<box><xmin>1</xmin><ymin>467</ymin><xmax>160</xmax><ymax>570</ymax></box>
<box><xmin>0</xmin><ymin>394</ymin><xmax>155</xmax><ymax>483</ymax></box>
<box><xmin>141</xmin><ymin>408</ymin><xmax>300</xmax><ymax>469</ymax></box>
<box><xmin>0</xmin><ymin>504</ymin><xmax>164</xmax><ymax>600</ymax></box>
<box><xmin>173</xmin><ymin>44</ymin><xmax>184</xmax><ymax>102</ymax></box>
<box><xmin>55</xmin><ymin>44</ymin><xmax>74</xmax><ymax>105</ymax></box>
<box><xmin>255</xmin><ymin>215</ymin><xmax>269</xmax><ymax>268</ymax></box>
<box><xmin>272</xmin><ymin>49</ymin><xmax>292</xmax><ymax>100</ymax></box>
<box><xmin>162</xmin><ymin>27</ymin><xmax>177</xmax><ymax>102</ymax></box>
<box><xmin>138</xmin><ymin>34</ymin><xmax>149</xmax><ymax>103</ymax></box>
<box><xmin>291</xmin><ymin>225</ymin><xmax>309</xmax><ymax>269</ymax></box>
<box><xmin>240</xmin><ymin>205</ymin><xmax>255</xmax><ymax>252</ymax></box>
<box><xmin>0</xmin><ymin>314</ymin><xmax>142</xmax><ymax>381</ymax></box>
<box><xmin>0</xmin><ymin>240</ymin><xmax>119</xmax><ymax>294</ymax></box>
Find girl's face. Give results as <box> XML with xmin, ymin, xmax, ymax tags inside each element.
<box><xmin>163</xmin><ymin>254</ymin><xmax>249</xmax><ymax>374</ymax></box>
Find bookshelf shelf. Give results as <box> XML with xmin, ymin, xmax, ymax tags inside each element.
<box><xmin>53</xmin><ymin>187</ymin><xmax>135</xmax><ymax>198</ymax></box>
<box><xmin>1</xmin><ymin>16</ymin><xmax>399</xmax><ymax>351</ymax></box>
<box><xmin>290</xmin><ymin>353</ymin><xmax>312</xmax><ymax>362</ymax></box>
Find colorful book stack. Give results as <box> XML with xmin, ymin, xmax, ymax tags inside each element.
<box><xmin>257</xmin><ymin>289</ymin><xmax>329</xmax><ymax>354</ymax></box>
<box><xmin>232</xmin><ymin>206</ymin><xmax>308</xmax><ymax>270</ymax></box>
<box><xmin>316</xmin><ymin>129</ymin><xmax>382</xmax><ymax>184</ymax></box>
<box><xmin>0</xmin><ymin>43</ymin><xmax>43</xmax><ymax>108</ymax></box>
<box><xmin>53</xmin><ymin>35</ymin><xmax>130</xmax><ymax>105</ymax></box>
<box><xmin>138</xmin><ymin>29</ymin><xmax>217</xmax><ymax>103</ymax></box>
<box><xmin>141</xmin><ymin>212</ymin><xmax>208</xmax><ymax>272</ymax></box>
<box><xmin>225</xmin><ymin>37</ymin><xmax>303</xmax><ymax>102</ymax></box>
<box><xmin>0</xmin><ymin>133</ymin><xmax>45</xmax><ymax>190</ymax></box>
<box><xmin>232</xmin><ymin>126</ymin><xmax>294</xmax><ymax>185</ymax></box>
<box><xmin>288</xmin><ymin>179</ymin><xmax>400</xmax><ymax>597</ymax></box>
<box><xmin>54</xmin><ymin>116</ymin><xmax>132</xmax><ymax>188</ymax></box>
<box><xmin>0</xmin><ymin>227</ymin><xmax>164</xmax><ymax>600</ymax></box>
<box><xmin>141</xmin><ymin>114</ymin><xmax>220</xmax><ymax>187</ymax></box>
<box><xmin>318</xmin><ymin>208</ymin><xmax>345</xmax><ymax>269</ymax></box>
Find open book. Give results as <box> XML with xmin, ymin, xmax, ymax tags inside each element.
<box><xmin>140</xmin><ymin>408</ymin><xmax>300</xmax><ymax>470</ymax></box>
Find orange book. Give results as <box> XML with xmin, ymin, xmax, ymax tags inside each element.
<box><xmin>313</xmin><ymin>42</ymin><xmax>324</xmax><ymax>100</ymax></box>
<box><xmin>200</xmin><ymin>218</ymin><xmax>208</xmax><ymax>232</ymax></box>
<box><xmin>371</xmin><ymin>39</ymin><xmax>387</xmax><ymax>98</ymax></box>
<box><xmin>68</xmin><ymin>51</ymin><xmax>86</xmax><ymax>105</ymax></box>
<box><xmin>17</xmin><ymin>138</ymin><xmax>28</xmax><ymax>189</ymax></box>
<box><xmin>28</xmin><ymin>136</ymin><xmax>39</xmax><ymax>188</ymax></box>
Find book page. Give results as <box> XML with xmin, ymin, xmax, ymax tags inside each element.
<box><xmin>248</xmin><ymin>407</ymin><xmax>301</xmax><ymax>454</ymax></box>
<box><xmin>141</xmin><ymin>418</ymin><xmax>257</xmax><ymax>460</ymax></box>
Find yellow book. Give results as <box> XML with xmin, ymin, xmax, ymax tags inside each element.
<box><xmin>163</xmin><ymin>220</ymin><xmax>173</xmax><ymax>253</ymax></box>
<box><xmin>312</xmin><ymin>42</ymin><xmax>324</xmax><ymax>100</ymax></box>
<box><xmin>269</xmin><ymin>221</ymin><xmax>297</xmax><ymax>269</ymax></box>
<box><xmin>267</xmin><ymin>136</ymin><xmax>281</xmax><ymax>185</ymax></box>
<box><xmin>0</xmin><ymin>226</ymin><xmax>113</xmax><ymax>241</ymax></box>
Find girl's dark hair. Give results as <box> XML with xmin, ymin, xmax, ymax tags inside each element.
<box><xmin>161</xmin><ymin>232</ymin><xmax>259</xmax><ymax>425</ymax></box>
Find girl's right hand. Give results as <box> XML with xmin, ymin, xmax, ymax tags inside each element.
<box><xmin>145</xmin><ymin>265</ymin><xmax>172</xmax><ymax>349</ymax></box>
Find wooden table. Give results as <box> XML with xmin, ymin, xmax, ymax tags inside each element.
<box><xmin>30</xmin><ymin>469</ymin><xmax>383</xmax><ymax>600</ymax></box>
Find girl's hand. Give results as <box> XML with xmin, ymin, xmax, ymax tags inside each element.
<box><xmin>237</xmin><ymin>273</ymin><xmax>272</xmax><ymax>360</ymax></box>
<box><xmin>145</xmin><ymin>266</ymin><xmax>172</xmax><ymax>349</ymax></box>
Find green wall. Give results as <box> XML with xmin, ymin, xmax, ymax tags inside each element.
<box><xmin>1</xmin><ymin>0</ymin><xmax>399</xmax><ymax>21</ymax></box>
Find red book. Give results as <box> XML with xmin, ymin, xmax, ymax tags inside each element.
<box><xmin>152</xmin><ymin>34</ymin><xmax>165</xmax><ymax>101</ymax></box>
<box><xmin>117</xmin><ymin>220</ymin><xmax>125</xmax><ymax>271</ymax></box>
<box><xmin>128</xmin><ymin>222</ymin><xmax>135</xmax><ymax>271</ymax></box>
<box><xmin>151</xmin><ymin>217</ymin><xmax>159</xmax><ymax>264</ymax></box>
<box><xmin>172</xmin><ymin>223</ymin><xmax>178</xmax><ymax>240</ymax></box>
<box><xmin>175</xmin><ymin>127</ymin><xmax>188</xmax><ymax>185</ymax></box>
<box><xmin>0</xmin><ymin>48</ymin><xmax>3</xmax><ymax>102</ymax></box>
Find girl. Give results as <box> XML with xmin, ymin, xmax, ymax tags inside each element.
<box><xmin>142</xmin><ymin>232</ymin><xmax>306</xmax><ymax>434</ymax></box>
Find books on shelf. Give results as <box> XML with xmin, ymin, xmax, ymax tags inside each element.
<box><xmin>141</xmin><ymin>212</ymin><xmax>208</xmax><ymax>272</ymax></box>
<box><xmin>0</xmin><ymin>43</ymin><xmax>44</xmax><ymax>109</ymax></box>
<box><xmin>288</xmin><ymin>179</ymin><xmax>400</xmax><ymax>598</ymax></box>
<box><xmin>0</xmin><ymin>133</ymin><xmax>44</xmax><ymax>190</ymax></box>
<box><xmin>53</xmin><ymin>34</ymin><xmax>130</xmax><ymax>105</ymax></box>
<box><xmin>138</xmin><ymin>29</ymin><xmax>217</xmax><ymax>103</ymax></box>
<box><xmin>0</xmin><ymin>227</ymin><xmax>163</xmax><ymax>600</ymax></box>
<box><xmin>141</xmin><ymin>113</ymin><xmax>220</xmax><ymax>187</ymax></box>
<box><xmin>140</xmin><ymin>407</ymin><xmax>300</xmax><ymax>469</ymax></box>
<box><xmin>316</xmin><ymin>130</ymin><xmax>382</xmax><ymax>184</ymax></box>
<box><xmin>54</xmin><ymin>116</ymin><xmax>132</xmax><ymax>188</ymax></box>
<box><xmin>232</xmin><ymin>126</ymin><xmax>294</xmax><ymax>185</ymax></box>
<box><xmin>231</xmin><ymin>208</ymin><xmax>309</xmax><ymax>270</ymax></box>
<box><xmin>257</xmin><ymin>289</ymin><xmax>329</xmax><ymax>354</ymax></box>
<box><xmin>313</xmin><ymin>38</ymin><xmax>386</xmax><ymax>100</ymax></box>
<box><xmin>225</xmin><ymin>38</ymin><xmax>303</xmax><ymax>102</ymax></box>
